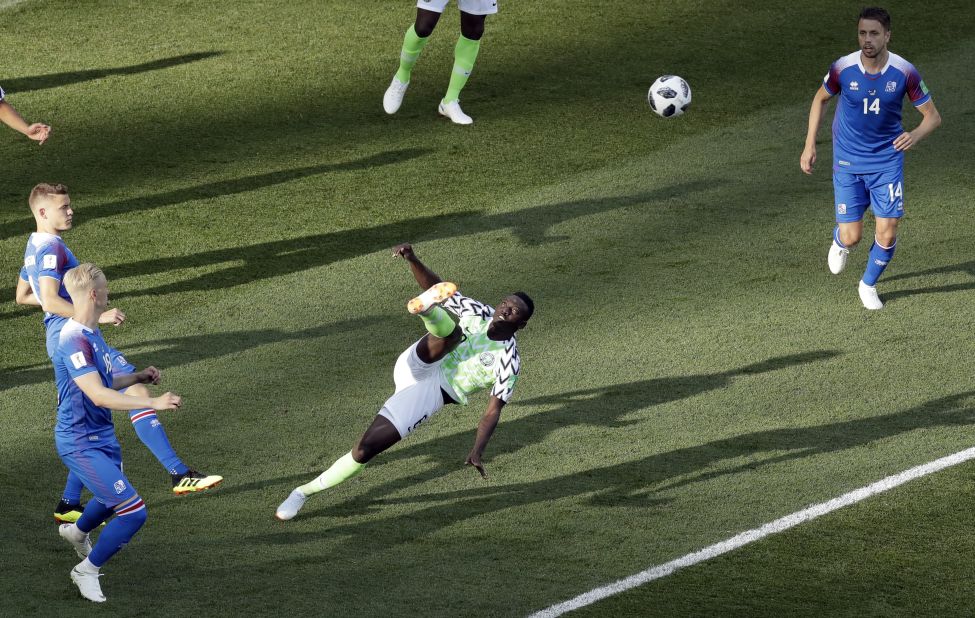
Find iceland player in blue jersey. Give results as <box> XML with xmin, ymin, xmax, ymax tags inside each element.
<box><xmin>800</xmin><ymin>7</ymin><xmax>941</xmax><ymax>309</ymax></box>
<box><xmin>54</xmin><ymin>263</ymin><xmax>183</xmax><ymax>602</ymax></box>
<box><xmin>15</xmin><ymin>184</ymin><xmax>221</xmax><ymax>525</ymax></box>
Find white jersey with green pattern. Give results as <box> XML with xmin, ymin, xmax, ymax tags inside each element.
<box><xmin>438</xmin><ymin>292</ymin><xmax>520</xmax><ymax>405</ymax></box>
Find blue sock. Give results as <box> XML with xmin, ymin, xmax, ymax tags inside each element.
<box><xmin>88</xmin><ymin>498</ymin><xmax>147</xmax><ymax>567</ymax></box>
<box><xmin>130</xmin><ymin>409</ymin><xmax>188</xmax><ymax>475</ymax></box>
<box><xmin>862</xmin><ymin>240</ymin><xmax>896</xmax><ymax>286</ymax></box>
<box><xmin>62</xmin><ymin>472</ymin><xmax>84</xmax><ymax>504</ymax></box>
<box><xmin>76</xmin><ymin>499</ymin><xmax>114</xmax><ymax>534</ymax></box>
<box><xmin>833</xmin><ymin>226</ymin><xmax>847</xmax><ymax>249</ymax></box>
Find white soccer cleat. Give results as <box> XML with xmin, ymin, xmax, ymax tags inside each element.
<box><xmin>70</xmin><ymin>565</ymin><xmax>106</xmax><ymax>603</ymax></box>
<box><xmin>827</xmin><ymin>241</ymin><xmax>849</xmax><ymax>274</ymax></box>
<box><xmin>438</xmin><ymin>100</ymin><xmax>473</xmax><ymax>125</ymax></box>
<box><xmin>383</xmin><ymin>77</ymin><xmax>410</xmax><ymax>115</ymax></box>
<box><xmin>858</xmin><ymin>280</ymin><xmax>884</xmax><ymax>310</ymax></box>
<box><xmin>59</xmin><ymin>523</ymin><xmax>91</xmax><ymax>559</ymax></box>
<box><xmin>408</xmin><ymin>281</ymin><xmax>458</xmax><ymax>315</ymax></box>
<box><xmin>275</xmin><ymin>489</ymin><xmax>308</xmax><ymax>521</ymax></box>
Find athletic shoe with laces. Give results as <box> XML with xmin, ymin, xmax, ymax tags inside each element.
<box><xmin>70</xmin><ymin>565</ymin><xmax>106</xmax><ymax>603</ymax></box>
<box><xmin>59</xmin><ymin>523</ymin><xmax>92</xmax><ymax>558</ymax></box>
<box><xmin>408</xmin><ymin>281</ymin><xmax>458</xmax><ymax>315</ymax></box>
<box><xmin>275</xmin><ymin>489</ymin><xmax>308</xmax><ymax>521</ymax></box>
<box><xmin>858</xmin><ymin>280</ymin><xmax>884</xmax><ymax>310</ymax></box>
<box><xmin>827</xmin><ymin>241</ymin><xmax>849</xmax><ymax>274</ymax></box>
<box><xmin>171</xmin><ymin>469</ymin><xmax>223</xmax><ymax>495</ymax></box>
<box><xmin>438</xmin><ymin>99</ymin><xmax>473</xmax><ymax>125</ymax></box>
<box><xmin>383</xmin><ymin>76</ymin><xmax>410</xmax><ymax>114</ymax></box>
<box><xmin>54</xmin><ymin>499</ymin><xmax>84</xmax><ymax>524</ymax></box>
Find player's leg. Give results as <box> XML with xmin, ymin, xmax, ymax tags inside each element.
<box><xmin>55</xmin><ymin>471</ymin><xmax>87</xmax><ymax>523</ymax></box>
<box><xmin>408</xmin><ymin>281</ymin><xmax>464</xmax><ymax>362</ymax></box>
<box><xmin>438</xmin><ymin>6</ymin><xmax>491</xmax><ymax>124</ymax></box>
<box><xmin>829</xmin><ymin>171</ymin><xmax>869</xmax><ymax>274</ymax></box>
<box><xmin>384</xmin><ymin>7</ymin><xmax>443</xmax><ymax>114</ymax></box>
<box><xmin>858</xmin><ymin>170</ymin><xmax>904</xmax><ymax>309</ymax></box>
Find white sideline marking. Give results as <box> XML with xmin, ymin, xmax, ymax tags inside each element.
<box><xmin>530</xmin><ymin>446</ymin><xmax>975</xmax><ymax>617</ymax></box>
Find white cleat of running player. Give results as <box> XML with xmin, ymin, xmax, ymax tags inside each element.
<box><xmin>70</xmin><ymin>564</ymin><xmax>106</xmax><ymax>603</ymax></box>
<box><xmin>383</xmin><ymin>77</ymin><xmax>410</xmax><ymax>114</ymax></box>
<box><xmin>59</xmin><ymin>523</ymin><xmax>91</xmax><ymax>558</ymax></box>
<box><xmin>858</xmin><ymin>280</ymin><xmax>884</xmax><ymax>310</ymax></box>
<box><xmin>828</xmin><ymin>241</ymin><xmax>849</xmax><ymax>274</ymax></box>
<box><xmin>275</xmin><ymin>489</ymin><xmax>308</xmax><ymax>521</ymax></box>
<box><xmin>438</xmin><ymin>100</ymin><xmax>473</xmax><ymax>125</ymax></box>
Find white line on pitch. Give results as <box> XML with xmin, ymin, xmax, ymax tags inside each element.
<box><xmin>530</xmin><ymin>446</ymin><xmax>975</xmax><ymax>618</ymax></box>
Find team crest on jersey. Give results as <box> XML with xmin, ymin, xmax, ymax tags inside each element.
<box><xmin>479</xmin><ymin>352</ymin><xmax>495</xmax><ymax>367</ymax></box>
<box><xmin>849</xmin><ymin>81</ymin><xmax>859</xmax><ymax>91</ymax></box>
<box><xmin>114</xmin><ymin>480</ymin><xmax>126</xmax><ymax>494</ymax></box>
<box><xmin>837</xmin><ymin>203</ymin><xmax>847</xmax><ymax>214</ymax></box>
<box><xmin>885</xmin><ymin>81</ymin><xmax>897</xmax><ymax>93</ymax></box>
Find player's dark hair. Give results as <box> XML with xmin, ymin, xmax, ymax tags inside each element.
<box><xmin>859</xmin><ymin>7</ymin><xmax>891</xmax><ymax>31</ymax></box>
<box><xmin>28</xmin><ymin>183</ymin><xmax>69</xmax><ymax>210</ymax></box>
<box><xmin>512</xmin><ymin>292</ymin><xmax>534</xmax><ymax>319</ymax></box>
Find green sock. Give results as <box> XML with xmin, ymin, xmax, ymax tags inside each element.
<box><xmin>298</xmin><ymin>452</ymin><xmax>364</xmax><ymax>496</ymax></box>
<box><xmin>395</xmin><ymin>25</ymin><xmax>430</xmax><ymax>83</ymax></box>
<box><xmin>419</xmin><ymin>306</ymin><xmax>456</xmax><ymax>338</ymax></box>
<box><xmin>442</xmin><ymin>35</ymin><xmax>481</xmax><ymax>104</ymax></box>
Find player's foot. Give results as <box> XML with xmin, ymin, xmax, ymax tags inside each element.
<box><xmin>383</xmin><ymin>76</ymin><xmax>410</xmax><ymax>114</ymax></box>
<box><xmin>827</xmin><ymin>241</ymin><xmax>849</xmax><ymax>274</ymax></box>
<box><xmin>438</xmin><ymin>100</ymin><xmax>473</xmax><ymax>125</ymax></box>
<box><xmin>171</xmin><ymin>469</ymin><xmax>223</xmax><ymax>495</ymax></box>
<box><xmin>858</xmin><ymin>280</ymin><xmax>883</xmax><ymax>310</ymax></box>
<box><xmin>54</xmin><ymin>499</ymin><xmax>84</xmax><ymax>524</ymax></box>
<box><xmin>59</xmin><ymin>523</ymin><xmax>92</xmax><ymax>559</ymax></box>
<box><xmin>70</xmin><ymin>564</ymin><xmax>106</xmax><ymax>603</ymax></box>
<box><xmin>408</xmin><ymin>281</ymin><xmax>458</xmax><ymax>315</ymax></box>
<box><xmin>275</xmin><ymin>489</ymin><xmax>308</xmax><ymax>521</ymax></box>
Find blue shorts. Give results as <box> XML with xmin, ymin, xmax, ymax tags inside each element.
<box><xmin>833</xmin><ymin>168</ymin><xmax>905</xmax><ymax>223</ymax></box>
<box><xmin>59</xmin><ymin>441</ymin><xmax>138</xmax><ymax>509</ymax></box>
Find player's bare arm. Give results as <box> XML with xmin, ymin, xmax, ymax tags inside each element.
<box><xmin>893</xmin><ymin>99</ymin><xmax>941</xmax><ymax>152</ymax></box>
<box><xmin>15</xmin><ymin>277</ymin><xmax>41</xmax><ymax>307</ymax></box>
<box><xmin>465</xmin><ymin>395</ymin><xmax>505</xmax><ymax>478</ymax></box>
<box><xmin>75</xmin><ymin>371</ymin><xmax>181</xmax><ymax>411</ymax></box>
<box><xmin>0</xmin><ymin>99</ymin><xmax>51</xmax><ymax>144</ymax></box>
<box><xmin>393</xmin><ymin>243</ymin><xmax>444</xmax><ymax>289</ymax></box>
<box><xmin>36</xmin><ymin>276</ymin><xmax>126</xmax><ymax>325</ymax></box>
<box><xmin>112</xmin><ymin>367</ymin><xmax>162</xmax><ymax>391</ymax></box>
<box><xmin>801</xmin><ymin>85</ymin><xmax>833</xmax><ymax>174</ymax></box>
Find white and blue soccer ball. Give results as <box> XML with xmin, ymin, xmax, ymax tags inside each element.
<box><xmin>647</xmin><ymin>75</ymin><xmax>691</xmax><ymax>118</ymax></box>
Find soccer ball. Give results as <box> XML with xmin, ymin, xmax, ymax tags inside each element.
<box><xmin>647</xmin><ymin>75</ymin><xmax>691</xmax><ymax>118</ymax></box>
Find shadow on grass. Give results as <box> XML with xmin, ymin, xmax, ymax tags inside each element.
<box><xmin>0</xmin><ymin>147</ymin><xmax>432</xmax><ymax>242</ymax></box>
<box><xmin>0</xmin><ymin>315</ymin><xmax>384</xmax><ymax>393</ymax></box>
<box><xmin>881</xmin><ymin>260</ymin><xmax>975</xmax><ymax>303</ymax></box>
<box><xmin>249</xmin><ymin>386</ymin><xmax>975</xmax><ymax>554</ymax></box>
<box><xmin>99</xmin><ymin>180</ymin><xmax>723</xmax><ymax>300</ymax></box>
<box><xmin>1</xmin><ymin>52</ymin><xmax>224</xmax><ymax>94</ymax></box>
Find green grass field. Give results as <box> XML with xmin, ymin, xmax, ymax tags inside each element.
<box><xmin>3</xmin><ymin>0</ymin><xmax>975</xmax><ymax>615</ymax></box>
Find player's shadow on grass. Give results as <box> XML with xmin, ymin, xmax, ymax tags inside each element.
<box><xmin>1</xmin><ymin>52</ymin><xmax>223</xmax><ymax>94</ymax></box>
<box><xmin>0</xmin><ymin>148</ymin><xmax>431</xmax><ymax>242</ymax></box>
<box><xmin>252</xmin><ymin>390</ymin><xmax>975</xmax><ymax>554</ymax></box>
<box><xmin>0</xmin><ymin>315</ymin><xmax>383</xmax><ymax>393</ymax></box>
<box><xmin>878</xmin><ymin>260</ymin><xmax>975</xmax><ymax>303</ymax></box>
<box><xmin>96</xmin><ymin>181</ymin><xmax>721</xmax><ymax>300</ymax></box>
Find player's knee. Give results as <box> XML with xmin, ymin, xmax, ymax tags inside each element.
<box><xmin>352</xmin><ymin>442</ymin><xmax>377</xmax><ymax>464</ymax></box>
<box><xmin>460</xmin><ymin>14</ymin><xmax>485</xmax><ymax>40</ymax></box>
<box><xmin>414</xmin><ymin>11</ymin><xmax>439</xmax><ymax>38</ymax></box>
<box><xmin>840</xmin><ymin>229</ymin><xmax>862</xmax><ymax>247</ymax></box>
<box><xmin>875</xmin><ymin>232</ymin><xmax>897</xmax><ymax>248</ymax></box>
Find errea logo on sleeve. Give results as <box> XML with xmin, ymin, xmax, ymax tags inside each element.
<box><xmin>43</xmin><ymin>254</ymin><xmax>57</xmax><ymax>270</ymax></box>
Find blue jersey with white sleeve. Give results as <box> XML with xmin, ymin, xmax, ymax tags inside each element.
<box><xmin>53</xmin><ymin>319</ymin><xmax>119</xmax><ymax>456</ymax></box>
<box><xmin>21</xmin><ymin>232</ymin><xmax>80</xmax><ymax>357</ymax></box>
<box><xmin>823</xmin><ymin>51</ymin><xmax>931</xmax><ymax>173</ymax></box>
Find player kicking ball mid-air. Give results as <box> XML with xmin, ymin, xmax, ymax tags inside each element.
<box><xmin>16</xmin><ymin>184</ymin><xmax>221</xmax><ymax>524</ymax></box>
<box><xmin>54</xmin><ymin>264</ymin><xmax>182</xmax><ymax>602</ymax></box>
<box><xmin>383</xmin><ymin>0</ymin><xmax>497</xmax><ymax>125</ymax></box>
<box><xmin>276</xmin><ymin>243</ymin><xmax>533</xmax><ymax>520</ymax></box>
<box><xmin>801</xmin><ymin>6</ymin><xmax>940</xmax><ymax>309</ymax></box>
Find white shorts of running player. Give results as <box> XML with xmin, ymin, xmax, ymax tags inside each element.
<box><xmin>378</xmin><ymin>341</ymin><xmax>455</xmax><ymax>439</ymax></box>
<box><xmin>417</xmin><ymin>0</ymin><xmax>498</xmax><ymax>16</ymax></box>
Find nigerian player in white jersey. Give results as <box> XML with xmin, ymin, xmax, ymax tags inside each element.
<box><xmin>0</xmin><ymin>84</ymin><xmax>51</xmax><ymax>143</ymax></box>
<box><xmin>276</xmin><ymin>242</ymin><xmax>533</xmax><ymax>520</ymax></box>
<box><xmin>800</xmin><ymin>7</ymin><xmax>941</xmax><ymax>309</ymax></box>
<box><xmin>382</xmin><ymin>0</ymin><xmax>498</xmax><ymax>125</ymax></box>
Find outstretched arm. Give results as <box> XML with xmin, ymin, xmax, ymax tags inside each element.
<box><xmin>0</xmin><ymin>99</ymin><xmax>51</xmax><ymax>144</ymax></box>
<box><xmin>893</xmin><ymin>99</ymin><xmax>941</xmax><ymax>152</ymax></box>
<box><xmin>465</xmin><ymin>396</ymin><xmax>505</xmax><ymax>478</ymax></box>
<box><xmin>801</xmin><ymin>85</ymin><xmax>833</xmax><ymax>175</ymax></box>
<box><xmin>392</xmin><ymin>243</ymin><xmax>443</xmax><ymax>290</ymax></box>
